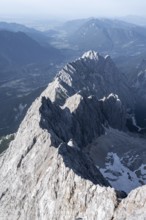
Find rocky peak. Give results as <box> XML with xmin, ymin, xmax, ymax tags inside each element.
<box><xmin>53</xmin><ymin>51</ymin><xmax>134</xmax><ymax>108</ymax></box>
<box><xmin>82</xmin><ymin>50</ymin><xmax>100</xmax><ymax>60</ymax></box>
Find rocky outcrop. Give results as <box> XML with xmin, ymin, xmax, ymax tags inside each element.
<box><xmin>0</xmin><ymin>51</ymin><xmax>145</xmax><ymax>219</ymax></box>
<box><xmin>113</xmin><ymin>185</ymin><xmax>146</xmax><ymax>220</ymax></box>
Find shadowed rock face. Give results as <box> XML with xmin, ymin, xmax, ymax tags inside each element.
<box><xmin>0</xmin><ymin>51</ymin><xmax>146</xmax><ymax>219</ymax></box>
<box><xmin>134</xmin><ymin>59</ymin><xmax>146</xmax><ymax>131</ymax></box>
<box><xmin>39</xmin><ymin>95</ymin><xmax>105</xmax><ymax>149</ymax></box>
<box><xmin>58</xmin><ymin>143</ymin><xmax>110</xmax><ymax>186</ymax></box>
<box><xmin>99</xmin><ymin>93</ymin><xmax>127</xmax><ymax>130</ymax></box>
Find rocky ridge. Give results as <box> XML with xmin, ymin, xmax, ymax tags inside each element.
<box><xmin>0</xmin><ymin>51</ymin><xmax>146</xmax><ymax>219</ymax></box>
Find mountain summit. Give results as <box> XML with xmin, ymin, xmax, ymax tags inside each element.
<box><xmin>0</xmin><ymin>51</ymin><xmax>146</xmax><ymax>219</ymax></box>
<box><xmin>82</xmin><ymin>50</ymin><xmax>99</xmax><ymax>60</ymax></box>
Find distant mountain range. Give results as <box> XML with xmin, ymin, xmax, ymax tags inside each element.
<box><xmin>65</xmin><ymin>18</ymin><xmax>146</xmax><ymax>57</ymax></box>
<box><xmin>119</xmin><ymin>15</ymin><xmax>146</xmax><ymax>26</ymax></box>
<box><xmin>0</xmin><ymin>29</ymin><xmax>64</xmax><ymax>136</ymax></box>
<box><xmin>0</xmin><ymin>21</ymin><xmax>51</xmax><ymax>46</ymax></box>
<box><xmin>0</xmin><ymin>30</ymin><xmax>61</xmax><ymax>65</ymax></box>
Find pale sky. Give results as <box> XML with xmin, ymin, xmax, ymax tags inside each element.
<box><xmin>0</xmin><ymin>0</ymin><xmax>146</xmax><ymax>19</ymax></box>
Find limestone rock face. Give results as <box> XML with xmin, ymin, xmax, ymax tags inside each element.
<box><xmin>0</xmin><ymin>51</ymin><xmax>146</xmax><ymax>219</ymax></box>
<box><xmin>0</xmin><ymin>88</ymin><xmax>116</xmax><ymax>220</ymax></box>
<box><xmin>113</xmin><ymin>186</ymin><xmax>146</xmax><ymax>220</ymax></box>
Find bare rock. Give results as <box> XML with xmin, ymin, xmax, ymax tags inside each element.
<box><xmin>114</xmin><ymin>186</ymin><xmax>146</xmax><ymax>220</ymax></box>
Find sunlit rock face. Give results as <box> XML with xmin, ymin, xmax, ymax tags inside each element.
<box><xmin>113</xmin><ymin>185</ymin><xmax>146</xmax><ymax>220</ymax></box>
<box><xmin>0</xmin><ymin>51</ymin><xmax>146</xmax><ymax>220</ymax></box>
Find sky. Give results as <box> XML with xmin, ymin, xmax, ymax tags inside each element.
<box><xmin>0</xmin><ymin>0</ymin><xmax>146</xmax><ymax>20</ymax></box>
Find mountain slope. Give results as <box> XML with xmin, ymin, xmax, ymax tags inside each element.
<box><xmin>86</xmin><ymin>128</ymin><xmax>146</xmax><ymax>193</ymax></box>
<box><xmin>134</xmin><ymin>59</ymin><xmax>146</xmax><ymax>129</ymax></box>
<box><xmin>0</xmin><ymin>30</ymin><xmax>60</xmax><ymax>65</ymax></box>
<box><xmin>0</xmin><ymin>21</ymin><xmax>51</xmax><ymax>46</ymax></box>
<box><xmin>0</xmin><ymin>29</ymin><xmax>63</xmax><ymax>137</ymax></box>
<box><xmin>0</xmin><ymin>78</ymin><xmax>115</xmax><ymax>220</ymax></box>
<box><xmin>0</xmin><ymin>51</ymin><xmax>146</xmax><ymax>219</ymax></box>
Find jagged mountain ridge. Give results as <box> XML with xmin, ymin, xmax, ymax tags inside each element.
<box><xmin>0</xmin><ymin>51</ymin><xmax>146</xmax><ymax>219</ymax></box>
<box><xmin>52</xmin><ymin>51</ymin><xmax>133</xmax><ymax>107</ymax></box>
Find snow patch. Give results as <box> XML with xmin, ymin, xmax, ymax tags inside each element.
<box><xmin>100</xmin><ymin>152</ymin><xmax>142</xmax><ymax>193</ymax></box>
<box><xmin>82</xmin><ymin>50</ymin><xmax>99</xmax><ymax>60</ymax></box>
